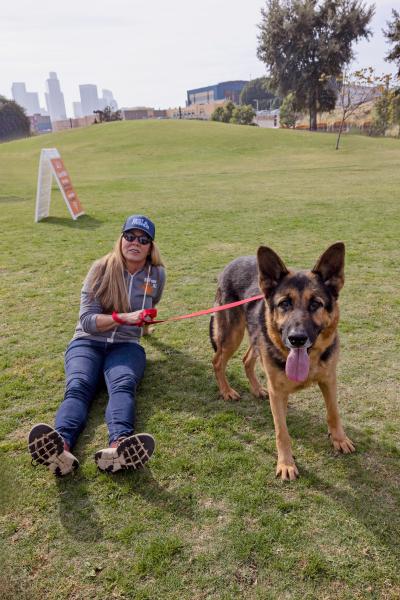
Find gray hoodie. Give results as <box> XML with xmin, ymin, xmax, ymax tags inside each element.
<box><xmin>72</xmin><ymin>261</ymin><xmax>166</xmax><ymax>344</ymax></box>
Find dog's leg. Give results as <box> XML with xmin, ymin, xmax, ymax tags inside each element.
<box><xmin>243</xmin><ymin>346</ymin><xmax>268</xmax><ymax>399</ymax></box>
<box><xmin>319</xmin><ymin>379</ymin><xmax>355</xmax><ymax>454</ymax></box>
<box><xmin>212</xmin><ymin>313</ymin><xmax>245</xmax><ymax>401</ymax></box>
<box><xmin>268</xmin><ymin>387</ymin><xmax>299</xmax><ymax>480</ymax></box>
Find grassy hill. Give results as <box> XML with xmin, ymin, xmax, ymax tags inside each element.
<box><xmin>0</xmin><ymin>121</ymin><xmax>399</xmax><ymax>599</ymax></box>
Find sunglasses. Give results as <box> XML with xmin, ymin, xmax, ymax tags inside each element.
<box><xmin>122</xmin><ymin>232</ymin><xmax>151</xmax><ymax>245</ymax></box>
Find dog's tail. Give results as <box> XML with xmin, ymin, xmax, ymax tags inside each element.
<box><xmin>209</xmin><ymin>287</ymin><xmax>222</xmax><ymax>351</ymax></box>
<box><xmin>209</xmin><ymin>316</ymin><xmax>217</xmax><ymax>351</ymax></box>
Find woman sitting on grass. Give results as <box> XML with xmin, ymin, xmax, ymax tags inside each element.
<box><xmin>28</xmin><ymin>215</ymin><xmax>166</xmax><ymax>476</ymax></box>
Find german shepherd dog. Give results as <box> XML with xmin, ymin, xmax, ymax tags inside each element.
<box><xmin>210</xmin><ymin>243</ymin><xmax>355</xmax><ymax>481</ymax></box>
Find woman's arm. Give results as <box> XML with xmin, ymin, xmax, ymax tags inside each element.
<box><xmin>95</xmin><ymin>311</ymin><xmax>143</xmax><ymax>332</ymax></box>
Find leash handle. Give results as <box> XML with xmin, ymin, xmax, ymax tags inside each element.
<box><xmin>139</xmin><ymin>308</ymin><xmax>157</xmax><ymax>325</ymax></box>
<box><xmin>112</xmin><ymin>308</ymin><xmax>158</xmax><ymax>327</ymax></box>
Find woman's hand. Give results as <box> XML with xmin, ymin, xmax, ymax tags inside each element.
<box><xmin>118</xmin><ymin>311</ymin><xmax>143</xmax><ymax>325</ymax></box>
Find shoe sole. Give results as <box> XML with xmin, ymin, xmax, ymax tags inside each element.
<box><xmin>28</xmin><ymin>423</ymin><xmax>79</xmax><ymax>477</ymax></box>
<box><xmin>95</xmin><ymin>433</ymin><xmax>155</xmax><ymax>473</ymax></box>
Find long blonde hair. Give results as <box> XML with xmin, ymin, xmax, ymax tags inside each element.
<box><xmin>87</xmin><ymin>235</ymin><xmax>165</xmax><ymax>313</ymax></box>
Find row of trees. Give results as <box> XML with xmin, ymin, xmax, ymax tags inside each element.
<box><xmin>256</xmin><ymin>1</ymin><xmax>400</xmax><ymax>132</ymax></box>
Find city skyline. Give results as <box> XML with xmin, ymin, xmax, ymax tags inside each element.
<box><xmin>11</xmin><ymin>72</ymin><xmax>118</xmax><ymax>120</ymax></box>
<box><xmin>2</xmin><ymin>0</ymin><xmax>398</xmax><ymax>118</ymax></box>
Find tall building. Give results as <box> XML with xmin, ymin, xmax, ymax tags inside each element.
<box><xmin>45</xmin><ymin>72</ymin><xmax>67</xmax><ymax>121</ymax></box>
<box><xmin>79</xmin><ymin>84</ymin><xmax>99</xmax><ymax>116</ymax></box>
<box><xmin>11</xmin><ymin>82</ymin><xmax>41</xmax><ymax>115</ymax></box>
<box><xmin>101</xmin><ymin>89</ymin><xmax>118</xmax><ymax>111</ymax></box>
<box><xmin>186</xmin><ymin>80</ymin><xmax>248</xmax><ymax>106</ymax></box>
<box><xmin>73</xmin><ymin>102</ymin><xmax>83</xmax><ymax>118</ymax></box>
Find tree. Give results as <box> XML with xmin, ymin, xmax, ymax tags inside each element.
<box><xmin>230</xmin><ymin>105</ymin><xmax>256</xmax><ymax>125</ymax></box>
<box><xmin>221</xmin><ymin>101</ymin><xmax>235</xmax><ymax>123</ymax></box>
<box><xmin>93</xmin><ymin>105</ymin><xmax>122</xmax><ymax>123</ymax></box>
<box><xmin>372</xmin><ymin>85</ymin><xmax>392</xmax><ymax>136</ymax></box>
<box><xmin>211</xmin><ymin>101</ymin><xmax>235</xmax><ymax>123</ymax></box>
<box><xmin>279</xmin><ymin>92</ymin><xmax>302</xmax><ymax>128</ymax></box>
<box><xmin>383</xmin><ymin>9</ymin><xmax>400</xmax><ymax>77</ymax></box>
<box><xmin>257</xmin><ymin>0</ymin><xmax>374</xmax><ymax>131</ymax></box>
<box><xmin>391</xmin><ymin>91</ymin><xmax>400</xmax><ymax>129</ymax></box>
<box><xmin>328</xmin><ymin>68</ymin><xmax>386</xmax><ymax>149</ymax></box>
<box><xmin>371</xmin><ymin>74</ymin><xmax>400</xmax><ymax>137</ymax></box>
<box><xmin>0</xmin><ymin>96</ymin><xmax>31</xmax><ymax>142</ymax></box>
<box><xmin>211</xmin><ymin>106</ymin><xmax>225</xmax><ymax>122</ymax></box>
<box><xmin>239</xmin><ymin>77</ymin><xmax>281</xmax><ymax>110</ymax></box>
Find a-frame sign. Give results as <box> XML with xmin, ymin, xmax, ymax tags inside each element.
<box><xmin>35</xmin><ymin>148</ymin><xmax>85</xmax><ymax>222</ymax></box>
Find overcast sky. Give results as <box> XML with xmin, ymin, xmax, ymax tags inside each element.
<box><xmin>1</xmin><ymin>0</ymin><xmax>397</xmax><ymax>116</ymax></box>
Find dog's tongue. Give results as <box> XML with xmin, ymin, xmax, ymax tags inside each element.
<box><xmin>285</xmin><ymin>348</ymin><xmax>310</xmax><ymax>382</ymax></box>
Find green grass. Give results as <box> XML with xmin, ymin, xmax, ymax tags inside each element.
<box><xmin>0</xmin><ymin>120</ymin><xmax>399</xmax><ymax>599</ymax></box>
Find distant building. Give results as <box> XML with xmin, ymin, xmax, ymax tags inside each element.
<box><xmin>121</xmin><ymin>107</ymin><xmax>157</xmax><ymax>120</ymax></box>
<box><xmin>29</xmin><ymin>114</ymin><xmax>52</xmax><ymax>134</ymax></box>
<box><xmin>11</xmin><ymin>82</ymin><xmax>26</xmax><ymax>106</ymax></box>
<box><xmin>167</xmin><ymin>101</ymin><xmax>224</xmax><ymax>120</ymax></box>
<box><xmin>154</xmin><ymin>109</ymin><xmax>167</xmax><ymax>118</ymax></box>
<box><xmin>79</xmin><ymin>84</ymin><xmax>99</xmax><ymax>116</ymax></box>
<box><xmin>101</xmin><ymin>89</ymin><xmax>118</xmax><ymax>111</ymax></box>
<box><xmin>45</xmin><ymin>72</ymin><xmax>67</xmax><ymax>122</ymax></box>
<box><xmin>11</xmin><ymin>82</ymin><xmax>41</xmax><ymax>115</ymax></box>
<box><xmin>73</xmin><ymin>102</ymin><xmax>83</xmax><ymax>118</ymax></box>
<box><xmin>52</xmin><ymin>115</ymin><xmax>96</xmax><ymax>132</ymax></box>
<box><xmin>186</xmin><ymin>80</ymin><xmax>248</xmax><ymax>107</ymax></box>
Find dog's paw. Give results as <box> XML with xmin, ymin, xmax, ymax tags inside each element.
<box><xmin>251</xmin><ymin>386</ymin><xmax>268</xmax><ymax>399</ymax></box>
<box><xmin>328</xmin><ymin>431</ymin><xmax>355</xmax><ymax>454</ymax></box>
<box><xmin>276</xmin><ymin>461</ymin><xmax>299</xmax><ymax>481</ymax></box>
<box><xmin>220</xmin><ymin>387</ymin><xmax>241</xmax><ymax>401</ymax></box>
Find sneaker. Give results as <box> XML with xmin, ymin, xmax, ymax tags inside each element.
<box><xmin>94</xmin><ymin>433</ymin><xmax>155</xmax><ymax>473</ymax></box>
<box><xmin>28</xmin><ymin>423</ymin><xmax>79</xmax><ymax>477</ymax></box>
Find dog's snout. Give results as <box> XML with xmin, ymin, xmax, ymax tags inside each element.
<box><xmin>288</xmin><ymin>333</ymin><xmax>308</xmax><ymax>348</ymax></box>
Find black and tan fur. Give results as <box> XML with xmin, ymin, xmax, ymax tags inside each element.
<box><xmin>210</xmin><ymin>243</ymin><xmax>355</xmax><ymax>481</ymax></box>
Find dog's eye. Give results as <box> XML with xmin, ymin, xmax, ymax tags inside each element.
<box><xmin>278</xmin><ymin>298</ymin><xmax>292</xmax><ymax>310</ymax></box>
<box><xmin>309</xmin><ymin>299</ymin><xmax>323</xmax><ymax>311</ymax></box>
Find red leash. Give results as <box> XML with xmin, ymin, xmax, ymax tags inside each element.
<box><xmin>130</xmin><ymin>294</ymin><xmax>265</xmax><ymax>327</ymax></box>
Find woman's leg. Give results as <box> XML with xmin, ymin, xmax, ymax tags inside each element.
<box><xmin>103</xmin><ymin>342</ymin><xmax>146</xmax><ymax>444</ymax></box>
<box><xmin>55</xmin><ymin>339</ymin><xmax>104</xmax><ymax>449</ymax></box>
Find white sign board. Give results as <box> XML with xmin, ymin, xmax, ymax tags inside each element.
<box><xmin>35</xmin><ymin>148</ymin><xmax>85</xmax><ymax>222</ymax></box>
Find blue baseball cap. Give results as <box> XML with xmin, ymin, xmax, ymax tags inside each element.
<box><xmin>122</xmin><ymin>215</ymin><xmax>155</xmax><ymax>240</ymax></box>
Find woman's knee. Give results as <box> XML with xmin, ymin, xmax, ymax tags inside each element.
<box><xmin>109</xmin><ymin>372</ymin><xmax>138</xmax><ymax>395</ymax></box>
<box><xmin>65</xmin><ymin>376</ymin><xmax>97</xmax><ymax>402</ymax></box>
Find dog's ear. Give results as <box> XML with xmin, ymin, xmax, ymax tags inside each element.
<box><xmin>257</xmin><ymin>246</ymin><xmax>289</xmax><ymax>297</ymax></box>
<box><xmin>312</xmin><ymin>242</ymin><xmax>345</xmax><ymax>297</ymax></box>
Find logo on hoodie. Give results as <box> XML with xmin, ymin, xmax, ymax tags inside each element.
<box><xmin>142</xmin><ymin>277</ymin><xmax>158</xmax><ymax>295</ymax></box>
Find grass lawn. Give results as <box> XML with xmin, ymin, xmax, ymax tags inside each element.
<box><xmin>0</xmin><ymin>120</ymin><xmax>399</xmax><ymax>599</ymax></box>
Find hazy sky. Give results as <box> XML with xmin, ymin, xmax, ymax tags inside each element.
<box><xmin>1</xmin><ymin>0</ymin><xmax>397</xmax><ymax>116</ymax></box>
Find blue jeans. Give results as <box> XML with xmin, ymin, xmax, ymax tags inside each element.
<box><xmin>55</xmin><ymin>339</ymin><xmax>146</xmax><ymax>449</ymax></box>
